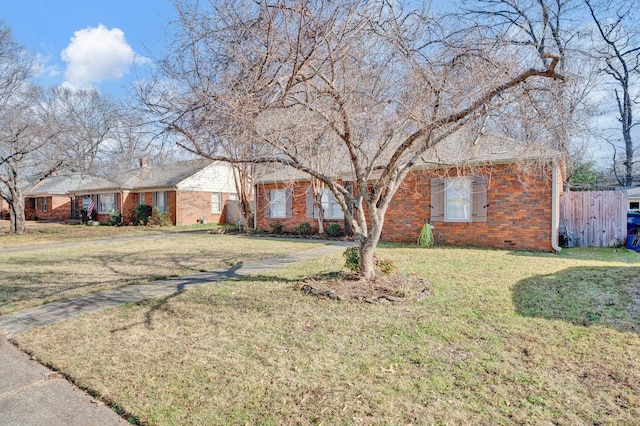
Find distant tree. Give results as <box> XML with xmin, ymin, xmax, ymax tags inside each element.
<box><xmin>0</xmin><ymin>25</ymin><xmax>57</xmax><ymax>234</ymax></box>
<box><xmin>149</xmin><ymin>0</ymin><xmax>565</xmax><ymax>278</ymax></box>
<box><xmin>585</xmin><ymin>0</ymin><xmax>640</xmax><ymax>187</ymax></box>
<box><xmin>568</xmin><ymin>160</ymin><xmax>599</xmax><ymax>190</ymax></box>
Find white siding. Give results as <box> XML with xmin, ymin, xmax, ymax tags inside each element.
<box><xmin>177</xmin><ymin>163</ymin><xmax>237</xmax><ymax>193</ymax></box>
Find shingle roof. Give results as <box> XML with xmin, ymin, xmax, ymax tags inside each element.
<box><xmin>256</xmin><ymin>133</ymin><xmax>562</xmax><ymax>183</ymax></box>
<box><xmin>28</xmin><ymin>174</ymin><xmax>102</xmax><ymax>196</ymax></box>
<box><xmin>116</xmin><ymin>159</ymin><xmax>212</xmax><ymax>190</ymax></box>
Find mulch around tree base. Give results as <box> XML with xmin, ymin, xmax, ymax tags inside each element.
<box><xmin>298</xmin><ymin>272</ymin><xmax>433</xmax><ymax>304</ymax></box>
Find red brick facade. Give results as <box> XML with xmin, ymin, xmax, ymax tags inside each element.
<box><xmin>256</xmin><ymin>181</ymin><xmax>345</xmax><ymax>234</ymax></box>
<box><xmin>25</xmin><ymin>196</ymin><xmax>73</xmax><ymax>222</ymax></box>
<box><xmin>256</xmin><ymin>163</ymin><xmax>561</xmax><ymax>251</ymax></box>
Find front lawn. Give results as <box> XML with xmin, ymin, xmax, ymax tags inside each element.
<box><xmin>0</xmin><ymin>233</ymin><xmax>321</xmax><ymax>314</ymax></box>
<box><xmin>13</xmin><ymin>246</ymin><xmax>640</xmax><ymax>424</ymax></box>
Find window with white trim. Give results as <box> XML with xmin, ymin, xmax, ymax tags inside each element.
<box><xmin>212</xmin><ymin>192</ymin><xmax>222</xmax><ymax>213</ymax></box>
<box><xmin>154</xmin><ymin>191</ymin><xmax>167</xmax><ymax>213</ymax></box>
<box><xmin>41</xmin><ymin>197</ymin><xmax>48</xmax><ymax>212</ymax></box>
<box><xmin>321</xmin><ymin>189</ymin><xmax>344</xmax><ymax>219</ymax></box>
<box><xmin>270</xmin><ymin>189</ymin><xmax>287</xmax><ymax>218</ymax></box>
<box><xmin>83</xmin><ymin>196</ymin><xmax>91</xmax><ymax>210</ymax></box>
<box><xmin>139</xmin><ymin>193</ymin><xmax>145</xmax><ymax>205</ymax></box>
<box><xmin>630</xmin><ymin>201</ymin><xmax>640</xmax><ymax>212</ymax></box>
<box><xmin>445</xmin><ymin>177</ymin><xmax>471</xmax><ymax>222</ymax></box>
<box><xmin>98</xmin><ymin>193</ymin><xmax>116</xmax><ymax>213</ymax></box>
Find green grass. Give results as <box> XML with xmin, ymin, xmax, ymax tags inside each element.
<box><xmin>12</xmin><ymin>245</ymin><xmax>640</xmax><ymax>425</ymax></box>
<box><xmin>0</xmin><ymin>233</ymin><xmax>321</xmax><ymax>314</ymax></box>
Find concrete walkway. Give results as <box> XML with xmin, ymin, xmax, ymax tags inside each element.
<box><xmin>0</xmin><ymin>241</ymin><xmax>350</xmax><ymax>425</ymax></box>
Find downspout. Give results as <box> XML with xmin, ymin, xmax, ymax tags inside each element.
<box><xmin>551</xmin><ymin>160</ymin><xmax>562</xmax><ymax>252</ymax></box>
<box><xmin>253</xmin><ymin>182</ymin><xmax>258</xmax><ymax>230</ymax></box>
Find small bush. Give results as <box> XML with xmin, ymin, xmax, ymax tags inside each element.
<box><xmin>150</xmin><ymin>209</ymin><xmax>172</xmax><ymax>227</ymax></box>
<box><xmin>270</xmin><ymin>222</ymin><xmax>284</xmax><ymax>234</ymax></box>
<box><xmin>376</xmin><ymin>257</ymin><xmax>398</xmax><ymax>275</ymax></box>
<box><xmin>134</xmin><ymin>203</ymin><xmax>152</xmax><ymax>226</ymax></box>
<box><xmin>295</xmin><ymin>222</ymin><xmax>313</xmax><ymax>235</ymax></box>
<box><xmin>327</xmin><ymin>223</ymin><xmax>342</xmax><ymax>237</ymax></box>
<box><xmin>80</xmin><ymin>209</ymin><xmax>88</xmax><ymax>224</ymax></box>
<box><xmin>107</xmin><ymin>210</ymin><xmax>122</xmax><ymax>226</ymax></box>
<box><xmin>343</xmin><ymin>246</ymin><xmax>360</xmax><ymax>272</ymax></box>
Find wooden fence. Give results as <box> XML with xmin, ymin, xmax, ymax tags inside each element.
<box><xmin>559</xmin><ymin>191</ymin><xmax>628</xmax><ymax>247</ymax></box>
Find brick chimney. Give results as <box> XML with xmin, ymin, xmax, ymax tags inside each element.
<box><xmin>139</xmin><ymin>157</ymin><xmax>148</xmax><ymax>168</ymax></box>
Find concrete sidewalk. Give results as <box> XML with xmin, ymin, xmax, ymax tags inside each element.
<box><xmin>0</xmin><ymin>241</ymin><xmax>349</xmax><ymax>424</ymax></box>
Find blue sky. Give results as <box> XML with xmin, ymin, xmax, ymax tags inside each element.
<box><xmin>0</xmin><ymin>0</ymin><xmax>176</xmax><ymax>95</ymax></box>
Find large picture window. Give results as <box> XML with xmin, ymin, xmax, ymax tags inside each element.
<box><xmin>154</xmin><ymin>191</ymin><xmax>167</xmax><ymax>213</ymax></box>
<box><xmin>97</xmin><ymin>193</ymin><xmax>116</xmax><ymax>213</ymax></box>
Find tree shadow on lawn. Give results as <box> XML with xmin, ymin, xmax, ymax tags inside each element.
<box><xmin>110</xmin><ymin>269</ymin><xmax>301</xmax><ymax>333</ymax></box>
<box><xmin>512</xmin><ymin>266</ymin><xmax>640</xmax><ymax>334</ymax></box>
<box><xmin>507</xmin><ymin>247</ymin><xmax>640</xmax><ymax>264</ymax></box>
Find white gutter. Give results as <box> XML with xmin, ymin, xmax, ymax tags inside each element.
<box><xmin>253</xmin><ymin>183</ymin><xmax>258</xmax><ymax>230</ymax></box>
<box><xmin>551</xmin><ymin>160</ymin><xmax>562</xmax><ymax>252</ymax></box>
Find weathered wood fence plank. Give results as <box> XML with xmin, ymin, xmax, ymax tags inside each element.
<box><xmin>559</xmin><ymin>191</ymin><xmax>627</xmax><ymax>247</ymax></box>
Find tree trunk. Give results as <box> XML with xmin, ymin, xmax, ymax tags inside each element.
<box><xmin>10</xmin><ymin>196</ymin><xmax>25</xmax><ymax>234</ymax></box>
<box><xmin>358</xmin><ymin>213</ymin><xmax>385</xmax><ymax>280</ymax></box>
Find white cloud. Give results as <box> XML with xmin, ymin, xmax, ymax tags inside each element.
<box><xmin>61</xmin><ymin>24</ymin><xmax>142</xmax><ymax>89</ymax></box>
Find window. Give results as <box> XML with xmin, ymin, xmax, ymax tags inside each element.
<box><xmin>154</xmin><ymin>191</ymin><xmax>167</xmax><ymax>213</ymax></box>
<box><xmin>431</xmin><ymin>176</ymin><xmax>487</xmax><ymax>223</ymax></box>
<box><xmin>97</xmin><ymin>193</ymin><xmax>116</xmax><ymax>213</ymax></box>
<box><xmin>321</xmin><ymin>189</ymin><xmax>344</xmax><ymax>219</ymax></box>
<box><xmin>270</xmin><ymin>189</ymin><xmax>287</xmax><ymax>218</ymax></box>
<box><xmin>83</xmin><ymin>196</ymin><xmax>91</xmax><ymax>210</ymax></box>
<box><xmin>631</xmin><ymin>201</ymin><xmax>640</xmax><ymax>211</ymax></box>
<box><xmin>228</xmin><ymin>193</ymin><xmax>237</xmax><ymax>201</ymax></box>
<box><xmin>212</xmin><ymin>192</ymin><xmax>222</xmax><ymax>213</ymax></box>
<box><xmin>42</xmin><ymin>197</ymin><xmax>48</xmax><ymax>212</ymax></box>
<box><xmin>445</xmin><ymin>177</ymin><xmax>472</xmax><ymax>221</ymax></box>
<box><xmin>139</xmin><ymin>193</ymin><xmax>145</xmax><ymax>205</ymax></box>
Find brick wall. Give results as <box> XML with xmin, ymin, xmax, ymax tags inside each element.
<box><xmin>175</xmin><ymin>190</ymin><xmax>230</xmax><ymax>226</ymax></box>
<box><xmin>256</xmin><ymin>162</ymin><xmax>558</xmax><ymax>251</ymax></box>
<box><xmin>29</xmin><ymin>196</ymin><xmax>72</xmax><ymax>222</ymax></box>
<box><xmin>383</xmin><ymin>164</ymin><xmax>556</xmax><ymax>251</ymax></box>
<box><xmin>255</xmin><ymin>182</ymin><xmax>344</xmax><ymax>234</ymax></box>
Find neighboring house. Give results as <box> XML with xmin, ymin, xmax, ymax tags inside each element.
<box><xmin>24</xmin><ymin>174</ymin><xmax>95</xmax><ymax>221</ymax></box>
<box><xmin>0</xmin><ymin>197</ymin><xmax>8</xmax><ymax>219</ymax></box>
<box><xmin>255</xmin><ymin>135</ymin><xmax>565</xmax><ymax>252</ymax></box>
<box><xmin>69</xmin><ymin>159</ymin><xmax>238</xmax><ymax>226</ymax></box>
<box><xmin>626</xmin><ymin>187</ymin><xmax>640</xmax><ymax>212</ymax></box>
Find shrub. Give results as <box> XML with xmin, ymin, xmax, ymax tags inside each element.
<box><xmin>295</xmin><ymin>222</ymin><xmax>313</xmax><ymax>236</ymax></box>
<box><xmin>80</xmin><ymin>208</ymin><xmax>88</xmax><ymax>224</ymax></box>
<box><xmin>343</xmin><ymin>246</ymin><xmax>360</xmax><ymax>272</ymax></box>
<box><xmin>107</xmin><ymin>210</ymin><xmax>122</xmax><ymax>226</ymax></box>
<box><xmin>134</xmin><ymin>203</ymin><xmax>152</xmax><ymax>226</ymax></box>
<box><xmin>270</xmin><ymin>222</ymin><xmax>284</xmax><ymax>234</ymax></box>
<box><xmin>150</xmin><ymin>209</ymin><xmax>172</xmax><ymax>227</ymax></box>
<box><xmin>327</xmin><ymin>223</ymin><xmax>342</xmax><ymax>237</ymax></box>
<box><xmin>376</xmin><ymin>257</ymin><xmax>398</xmax><ymax>275</ymax></box>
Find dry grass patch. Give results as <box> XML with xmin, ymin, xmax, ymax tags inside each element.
<box><xmin>13</xmin><ymin>247</ymin><xmax>640</xmax><ymax>425</ymax></box>
<box><xmin>0</xmin><ymin>234</ymin><xmax>321</xmax><ymax>314</ymax></box>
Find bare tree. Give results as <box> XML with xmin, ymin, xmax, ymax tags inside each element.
<box><xmin>50</xmin><ymin>87</ymin><xmax>121</xmax><ymax>174</ymax></box>
<box><xmin>585</xmin><ymin>0</ymin><xmax>640</xmax><ymax>187</ymax></box>
<box><xmin>0</xmin><ymin>25</ymin><xmax>56</xmax><ymax>234</ymax></box>
<box><xmin>148</xmin><ymin>0</ymin><xmax>565</xmax><ymax>278</ymax></box>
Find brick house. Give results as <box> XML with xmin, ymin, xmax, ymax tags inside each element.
<box><xmin>255</xmin><ymin>135</ymin><xmax>564</xmax><ymax>251</ymax></box>
<box><xmin>69</xmin><ymin>159</ymin><xmax>239</xmax><ymax>226</ymax></box>
<box><xmin>24</xmin><ymin>174</ymin><xmax>96</xmax><ymax>221</ymax></box>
